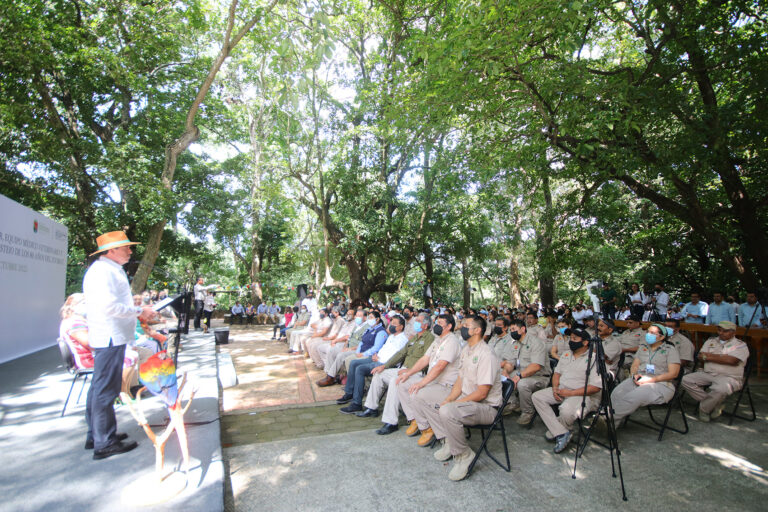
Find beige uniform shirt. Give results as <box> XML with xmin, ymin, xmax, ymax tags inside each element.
<box><xmin>552</xmin><ymin>334</ymin><xmax>569</xmax><ymax>357</ymax></box>
<box><xmin>669</xmin><ymin>332</ymin><xmax>695</xmax><ymax>362</ymax></box>
<box><xmin>635</xmin><ymin>343</ymin><xmax>681</xmax><ymax>390</ymax></box>
<box><xmin>504</xmin><ymin>334</ymin><xmax>549</xmax><ymax>377</ymax></box>
<box><xmin>327</xmin><ymin>316</ymin><xmax>345</xmax><ymax>337</ymax></box>
<box><xmin>487</xmin><ymin>332</ymin><xmax>513</xmax><ymax>361</ymax></box>
<box><xmin>458</xmin><ymin>340</ymin><xmax>503</xmax><ymax>406</ymax></box>
<box><xmin>602</xmin><ymin>335</ymin><xmax>622</xmax><ymax>374</ymax></box>
<box><xmin>425</xmin><ymin>332</ymin><xmax>462</xmax><ymax>386</ymax></box>
<box><xmin>556</xmin><ymin>350</ymin><xmax>603</xmax><ymax>390</ymax></box>
<box><xmin>618</xmin><ymin>327</ymin><xmax>644</xmax><ymax>351</ymax></box>
<box><xmin>527</xmin><ymin>324</ymin><xmax>546</xmax><ymax>342</ymax></box>
<box><xmin>701</xmin><ymin>336</ymin><xmax>749</xmax><ymax>380</ymax></box>
<box><xmin>404</xmin><ymin>318</ymin><xmax>416</xmax><ymax>340</ymax></box>
<box><xmin>336</xmin><ymin>319</ymin><xmax>356</xmax><ymax>339</ymax></box>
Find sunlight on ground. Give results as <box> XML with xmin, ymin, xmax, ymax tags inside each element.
<box><xmin>693</xmin><ymin>445</ymin><xmax>768</xmax><ymax>485</ymax></box>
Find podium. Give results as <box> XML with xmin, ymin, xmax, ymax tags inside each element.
<box><xmin>154</xmin><ymin>291</ymin><xmax>192</xmax><ymax>365</ymax></box>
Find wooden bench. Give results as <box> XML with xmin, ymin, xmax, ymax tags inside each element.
<box><xmin>614</xmin><ymin>320</ymin><xmax>768</xmax><ymax>376</ymax></box>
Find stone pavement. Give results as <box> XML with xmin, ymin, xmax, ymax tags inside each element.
<box><xmin>221</xmin><ymin>325</ymin><xmax>768</xmax><ymax>512</ymax></box>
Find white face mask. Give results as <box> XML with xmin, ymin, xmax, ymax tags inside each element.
<box><xmin>73</xmin><ymin>302</ymin><xmax>87</xmax><ymax>317</ymax></box>
<box><xmin>367</xmin><ymin>318</ymin><xmax>376</xmax><ymax>326</ymax></box>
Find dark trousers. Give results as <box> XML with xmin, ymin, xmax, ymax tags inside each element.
<box><xmin>204</xmin><ymin>310</ymin><xmax>213</xmax><ymax>328</ymax></box>
<box><xmin>86</xmin><ymin>343</ymin><xmax>126</xmax><ymax>450</ymax></box>
<box><xmin>603</xmin><ymin>304</ymin><xmax>616</xmax><ymax>319</ymax></box>
<box><xmin>273</xmin><ymin>324</ymin><xmax>285</xmax><ymax>338</ymax></box>
<box><xmin>194</xmin><ymin>299</ymin><xmax>204</xmax><ymax>328</ymax></box>
<box><xmin>344</xmin><ymin>357</ymin><xmax>380</xmax><ymax>406</ymax></box>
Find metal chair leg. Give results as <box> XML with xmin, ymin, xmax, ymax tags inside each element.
<box><xmin>61</xmin><ymin>373</ymin><xmax>78</xmax><ymax>417</ymax></box>
<box><xmin>76</xmin><ymin>373</ymin><xmax>89</xmax><ymax>404</ymax></box>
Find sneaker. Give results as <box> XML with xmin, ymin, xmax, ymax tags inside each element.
<box><xmin>698</xmin><ymin>410</ymin><xmax>711</xmax><ymax>423</ymax></box>
<box><xmin>448</xmin><ymin>449</ymin><xmax>476</xmax><ymax>481</ymax></box>
<box><xmin>710</xmin><ymin>403</ymin><xmax>725</xmax><ymax>419</ymax></box>
<box><xmin>553</xmin><ymin>431</ymin><xmax>573</xmax><ymax>454</ymax></box>
<box><xmin>434</xmin><ymin>440</ymin><xmax>452</xmax><ymax>461</ymax></box>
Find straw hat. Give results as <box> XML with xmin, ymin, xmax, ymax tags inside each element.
<box><xmin>90</xmin><ymin>231</ymin><xmax>140</xmax><ymax>256</ymax></box>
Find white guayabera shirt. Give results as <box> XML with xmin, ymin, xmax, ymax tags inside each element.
<box><xmin>83</xmin><ymin>256</ymin><xmax>142</xmax><ymax>348</ymax></box>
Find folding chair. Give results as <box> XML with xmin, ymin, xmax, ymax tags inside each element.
<box><xmin>626</xmin><ymin>367</ymin><xmax>689</xmax><ymax>441</ymax></box>
<box><xmin>464</xmin><ymin>379</ymin><xmax>515</xmax><ymax>478</ymax></box>
<box><xmin>58</xmin><ymin>338</ymin><xmax>93</xmax><ymax>417</ymax></box>
<box><xmin>721</xmin><ymin>358</ymin><xmax>757</xmax><ymax>425</ymax></box>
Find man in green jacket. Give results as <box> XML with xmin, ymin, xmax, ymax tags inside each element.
<box><xmin>357</xmin><ymin>311</ymin><xmax>435</xmax><ymax>435</ymax></box>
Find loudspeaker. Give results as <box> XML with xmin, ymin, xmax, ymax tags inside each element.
<box><xmin>297</xmin><ymin>284</ymin><xmax>308</xmax><ymax>300</ymax></box>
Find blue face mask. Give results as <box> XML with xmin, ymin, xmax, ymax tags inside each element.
<box><xmin>645</xmin><ymin>333</ymin><xmax>657</xmax><ymax>344</ymax></box>
<box><xmin>413</xmin><ymin>321</ymin><xmax>422</xmax><ymax>333</ymax></box>
<box><xmin>558</xmin><ymin>327</ymin><xmax>567</xmax><ymax>335</ymax></box>
<box><xmin>355</xmin><ymin>317</ymin><xmax>363</xmax><ymax>325</ymax></box>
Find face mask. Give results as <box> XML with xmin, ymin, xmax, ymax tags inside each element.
<box><xmin>319</xmin><ymin>314</ymin><xmax>326</xmax><ymax>319</ymax></box>
<box><xmin>413</xmin><ymin>321</ymin><xmax>422</xmax><ymax>333</ymax></box>
<box><xmin>460</xmin><ymin>327</ymin><xmax>471</xmax><ymax>340</ymax></box>
<box><xmin>645</xmin><ymin>333</ymin><xmax>657</xmax><ymax>344</ymax></box>
<box><xmin>355</xmin><ymin>317</ymin><xmax>363</xmax><ymax>325</ymax></box>
<box><xmin>558</xmin><ymin>327</ymin><xmax>567</xmax><ymax>335</ymax></box>
<box><xmin>388</xmin><ymin>325</ymin><xmax>397</xmax><ymax>334</ymax></box>
<box><xmin>301</xmin><ymin>309</ymin><xmax>307</xmax><ymax>313</ymax></box>
<box><xmin>493</xmin><ymin>326</ymin><xmax>503</xmax><ymax>336</ymax></box>
<box><xmin>367</xmin><ymin>318</ymin><xmax>376</xmax><ymax>326</ymax></box>
<box><xmin>511</xmin><ymin>332</ymin><xmax>521</xmax><ymax>341</ymax></box>
<box><xmin>73</xmin><ymin>302</ymin><xmax>87</xmax><ymax>317</ymax></box>
<box><xmin>569</xmin><ymin>340</ymin><xmax>584</xmax><ymax>352</ymax></box>
<box><xmin>433</xmin><ymin>324</ymin><xmax>444</xmax><ymax>336</ymax></box>
<box><xmin>403</xmin><ymin>313</ymin><xmax>411</xmax><ymax>320</ymax></box>
<box><xmin>719</xmin><ymin>337</ymin><xmax>728</xmax><ymax>344</ymax></box>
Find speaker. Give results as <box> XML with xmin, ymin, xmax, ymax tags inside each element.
<box><xmin>297</xmin><ymin>284</ymin><xmax>308</xmax><ymax>299</ymax></box>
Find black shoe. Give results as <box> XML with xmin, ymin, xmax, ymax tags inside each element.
<box><xmin>336</xmin><ymin>393</ymin><xmax>354</xmax><ymax>405</ymax></box>
<box><xmin>340</xmin><ymin>403</ymin><xmax>363</xmax><ymax>414</ymax></box>
<box><xmin>355</xmin><ymin>408</ymin><xmax>379</xmax><ymax>418</ymax></box>
<box><xmin>376</xmin><ymin>423</ymin><xmax>399</xmax><ymax>435</ymax></box>
<box><xmin>84</xmin><ymin>432</ymin><xmax>128</xmax><ymax>450</ymax></box>
<box><xmin>93</xmin><ymin>440</ymin><xmax>138</xmax><ymax>460</ymax></box>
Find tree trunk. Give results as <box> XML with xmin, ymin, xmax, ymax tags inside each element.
<box><xmin>424</xmin><ymin>244</ymin><xmax>434</xmax><ymax>308</ymax></box>
<box><xmin>131</xmin><ymin>0</ymin><xmax>279</xmax><ymax>294</ymax></box>
<box><xmin>508</xmin><ymin>255</ymin><xmax>522</xmax><ymax>307</ymax></box>
<box><xmin>537</xmin><ymin>174</ymin><xmax>555</xmax><ymax>307</ymax></box>
<box><xmin>461</xmin><ymin>257</ymin><xmax>470</xmax><ymax>308</ymax></box>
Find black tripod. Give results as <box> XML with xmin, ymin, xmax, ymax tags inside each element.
<box><xmin>571</xmin><ymin>315</ymin><xmax>628</xmax><ymax>501</ymax></box>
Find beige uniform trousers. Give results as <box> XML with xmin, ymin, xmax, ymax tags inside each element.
<box><xmin>681</xmin><ymin>371</ymin><xmax>742</xmax><ymax>414</ymax></box>
<box><xmin>532</xmin><ymin>387</ymin><xmax>599</xmax><ymax>437</ymax></box>
<box><xmin>438</xmin><ymin>400</ymin><xmax>498</xmax><ymax>456</ymax></box>
<box><xmin>327</xmin><ymin>350</ymin><xmax>357</xmax><ymax>377</ymax></box>
<box><xmin>611</xmin><ymin>378</ymin><xmax>674</xmax><ymax>422</ymax></box>
<box><xmin>515</xmin><ymin>375</ymin><xmax>550</xmax><ymax>415</ymax></box>
<box><xmin>363</xmin><ymin>368</ymin><xmax>416</xmax><ymax>425</ymax></box>
<box><xmin>305</xmin><ymin>336</ymin><xmax>326</xmax><ymax>364</ymax></box>
<box><xmin>400</xmin><ymin>382</ymin><xmax>452</xmax><ymax>430</ymax></box>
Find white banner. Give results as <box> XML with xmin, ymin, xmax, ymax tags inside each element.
<box><xmin>0</xmin><ymin>194</ymin><xmax>68</xmax><ymax>363</ymax></box>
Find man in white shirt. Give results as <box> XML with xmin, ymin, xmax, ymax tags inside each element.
<box><xmin>301</xmin><ymin>291</ymin><xmax>319</xmax><ymax>321</ymax></box>
<box><xmin>645</xmin><ymin>283</ymin><xmax>669</xmax><ymax>320</ymax></box>
<box><xmin>738</xmin><ymin>292</ymin><xmax>766</xmax><ymax>327</ymax></box>
<box><xmin>193</xmin><ymin>277</ymin><xmax>218</xmax><ymax>330</ymax></box>
<box><xmin>706</xmin><ymin>292</ymin><xmax>736</xmax><ymax>325</ymax></box>
<box><xmin>83</xmin><ymin>231</ymin><xmax>154</xmax><ymax>459</ymax></box>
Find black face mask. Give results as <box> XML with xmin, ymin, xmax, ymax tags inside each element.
<box><xmin>403</xmin><ymin>313</ymin><xmax>411</xmax><ymax>320</ymax></box>
<box><xmin>433</xmin><ymin>324</ymin><xmax>443</xmax><ymax>336</ymax></box>
<box><xmin>569</xmin><ymin>340</ymin><xmax>584</xmax><ymax>352</ymax></box>
<box><xmin>460</xmin><ymin>327</ymin><xmax>471</xmax><ymax>340</ymax></box>
<box><xmin>388</xmin><ymin>325</ymin><xmax>397</xmax><ymax>334</ymax></box>
<box><xmin>510</xmin><ymin>332</ymin><xmax>521</xmax><ymax>341</ymax></box>
<box><xmin>493</xmin><ymin>326</ymin><xmax>503</xmax><ymax>336</ymax></box>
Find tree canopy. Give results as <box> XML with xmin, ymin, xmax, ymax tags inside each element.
<box><xmin>2</xmin><ymin>0</ymin><xmax>766</xmax><ymax>307</ymax></box>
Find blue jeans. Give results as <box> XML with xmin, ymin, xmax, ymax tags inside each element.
<box><xmin>345</xmin><ymin>357</ymin><xmax>381</xmax><ymax>406</ymax></box>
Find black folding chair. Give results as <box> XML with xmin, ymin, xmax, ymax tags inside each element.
<box><xmin>58</xmin><ymin>338</ymin><xmax>93</xmax><ymax>417</ymax></box>
<box><xmin>721</xmin><ymin>358</ymin><xmax>757</xmax><ymax>425</ymax></box>
<box><xmin>464</xmin><ymin>379</ymin><xmax>515</xmax><ymax>478</ymax></box>
<box><xmin>626</xmin><ymin>367</ymin><xmax>689</xmax><ymax>441</ymax></box>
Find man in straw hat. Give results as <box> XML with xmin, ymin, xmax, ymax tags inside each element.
<box><xmin>681</xmin><ymin>320</ymin><xmax>749</xmax><ymax>422</ymax></box>
<box><xmin>83</xmin><ymin>231</ymin><xmax>155</xmax><ymax>459</ymax></box>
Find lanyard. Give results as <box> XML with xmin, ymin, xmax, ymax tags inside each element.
<box><xmin>648</xmin><ymin>345</ymin><xmax>663</xmax><ymax>365</ymax></box>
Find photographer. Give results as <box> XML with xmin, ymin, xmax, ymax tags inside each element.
<box><xmin>644</xmin><ymin>283</ymin><xmax>669</xmax><ymax>321</ymax></box>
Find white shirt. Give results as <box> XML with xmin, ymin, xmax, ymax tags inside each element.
<box><xmin>302</xmin><ymin>297</ymin><xmax>319</xmax><ymax>319</ymax></box>
<box><xmin>83</xmin><ymin>257</ymin><xmax>142</xmax><ymax>348</ymax></box>
<box><xmin>646</xmin><ymin>291</ymin><xmax>669</xmax><ymax>315</ymax></box>
<box><xmin>376</xmin><ymin>332</ymin><xmax>409</xmax><ymax>365</ymax></box>
<box><xmin>194</xmin><ymin>283</ymin><xmax>217</xmax><ymax>301</ymax></box>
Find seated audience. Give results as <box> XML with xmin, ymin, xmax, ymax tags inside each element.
<box><xmin>664</xmin><ymin>319</ymin><xmax>695</xmax><ymax>370</ymax></box>
<box><xmin>272</xmin><ymin>306</ymin><xmax>295</xmax><ymax>340</ymax></box>
<box><xmin>501</xmin><ymin>320</ymin><xmax>550</xmax><ymax>427</ymax></box>
<box><xmin>231</xmin><ymin>301</ymin><xmax>245</xmax><ymax>324</ymax></box>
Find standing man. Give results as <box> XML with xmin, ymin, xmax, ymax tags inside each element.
<box><xmin>738</xmin><ymin>292</ymin><xmax>766</xmax><ymax>327</ymax></box>
<box><xmin>681</xmin><ymin>292</ymin><xmax>708</xmax><ymax>324</ymax></box>
<box><xmin>706</xmin><ymin>291</ymin><xmax>736</xmax><ymax>325</ymax></box>
<box><xmin>600</xmin><ymin>282</ymin><xmax>617</xmax><ymax>320</ymax></box>
<box><xmin>193</xmin><ymin>277</ymin><xmax>218</xmax><ymax>330</ymax></box>
<box><xmin>83</xmin><ymin>231</ymin><xmax>154</xmax><ymax>459</ymax></box>
<box><xmin>646</xmin><ymin>283</ymin><xmax>670</xmax><ymax>321</ymax></box>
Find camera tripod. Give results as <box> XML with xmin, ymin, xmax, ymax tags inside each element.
<box><xmin>571</xmin><ymin>316</ymin><xmax>628</xmax><ymax>501</ymax></box>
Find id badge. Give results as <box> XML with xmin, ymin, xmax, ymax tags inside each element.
<box><xmin>516</xmin><ymin>358</ymin><xmax>521</xmax><ymax>369</ymax></box>
<box><xmin>645</xmin><ymin>364</ymin><xmax>656</xmax><ymax>375</ymax></box>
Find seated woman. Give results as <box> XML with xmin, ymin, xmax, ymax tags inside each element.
<box><xmin>273</xmin><ymin>306</ymin><xmax>295</xmax><ymax>340</ymax></box>
<box><xmin>549</xmin><ymin>319</ymin><xmax>572</xmax><ymax>361</ymax></box>
<box><xmin>245</xmin><ymin>303</ymin><xmax>256</xmax><ymax>324</ymax></box>
<box><xmin>59</xmin><ymin>293</ymin><xmax>146</xmax><ymax>399</ymax></box>
<box><xmin>132</xmin><ymin>294</ymin><xmax>166</xmax><ymax>353</ymax></box>
<box><xmin>610</xmin><ymin>323</ymin><xmax>681</xmax><ymax>427</ymax></box>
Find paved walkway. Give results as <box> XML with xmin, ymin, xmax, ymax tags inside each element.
<box><xmin>221</xmin><ymin>328</ymin><xmax>768</xmax><ymax>512</ymax></box>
